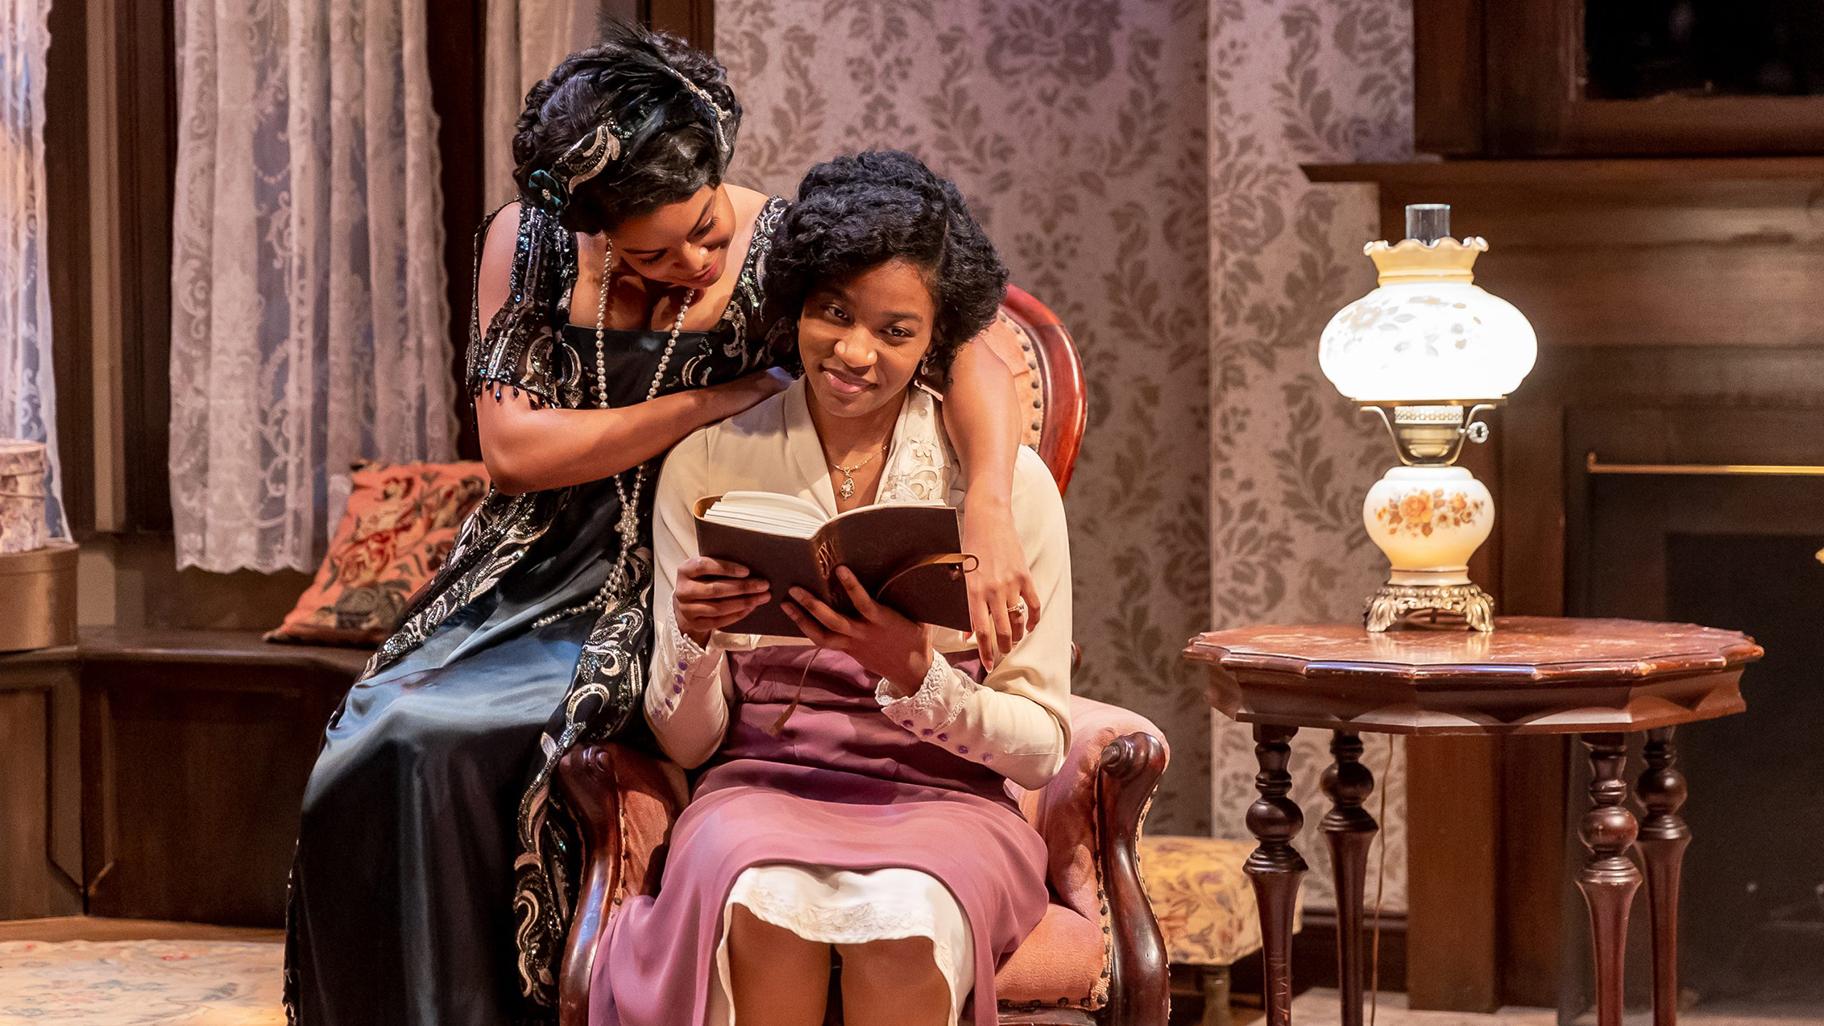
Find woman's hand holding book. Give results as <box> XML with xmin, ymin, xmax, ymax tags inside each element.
<box><xmin>782</xmin><ymin>567</ymin><xmax>935</xmax><ymax>693</ymax></box>
<box><xmin>673</xmin><ymin>556</ymin><xmax>771</xmax><ymax>648</ymax></box>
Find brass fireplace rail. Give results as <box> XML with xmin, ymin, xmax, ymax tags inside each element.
<box><xmin>1586</xmin><ymin>453</ymin><xmax>1824</xmax><ymax>478</ymax></box>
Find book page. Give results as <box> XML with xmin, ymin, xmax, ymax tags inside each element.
<box><xmin>828</xmin><ymin>497</ymin><xmax>949</xmax><ymax>525</ymax></box>
<box><xmin>699</xmin><ymin>491</ymin><xmax>828</xmax><ymax>539</ymax></box>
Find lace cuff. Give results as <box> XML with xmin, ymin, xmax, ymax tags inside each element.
<box><xmin>666</xmin><ymin>611</ymin><xmax>710</xmax><ymax>666</ymax></box>
<box><xmin>877</xmin><ymin>654</ymin><xmax>975</xmax><ymax>737</ymax></box>
<box><xmin>651</xmin><ymin>609</ymin><xmax>719</xmax><ymax>718</ymax></box>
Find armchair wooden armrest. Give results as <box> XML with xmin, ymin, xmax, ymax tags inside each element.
<box><xmin>1096</xmin><ymin>729</ymin><xmax>1171</xmax><ymax>1026</ymax></box>
<box><xmin>1008</xmin><ymin>696</ymin><xmax>1171</xmax><ymax>1026</ymax></box>
<box><xmin>553</xmin><ymin>741</ymin><xmax>686</xmax><ymax>1026</ymax></box>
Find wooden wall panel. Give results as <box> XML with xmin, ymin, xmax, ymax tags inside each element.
<box><xmin>427</xmin><ymin>0</ymin><xmax>488</xmax><ymax>461</ymax></box>
<box><xmin>1404</xmin><ymin>735</ymin><xmax>1500</xmax><ymax>1011</ymax></box>
<box><xmin>1412</xmin><ymin>0</ymin><xmax>1483</xmax><ymax>156</ymax></box>
<box><xmin>645</xmin><ymin>0</ymin><xmax>712</xmax><ymax>49</ymax></box>
<box><xmin>0</xmin><ymin>689</ymin><xmax>54</xmax><ymax>914</ymax></box>
<box><xmin>44</xmin><ymin>0</ymin><xmax>93</xmax><ymax>535</ymax></box>
<box><xmin>1432</xmin><ymin>0</ymin><xmax>1824</xmax><ymax>157</ymax></box>
<box><xmin>1497</xmin><ymin>734</ymin><xmax>1572</xmax><ymax>1008</ymax></box>
<box><xmin>0</xmin><ymin>653</ymin><xmax>84</xmax><ymax>920</ymax></box>
<box><xmin>82</xmin><ymin>656</ymin><xmax>347</xmax><ymax>926</ymax></box>
<box><xmin>112</xmin><ymin>0</ymin><xmax>177</xmax><ymax>531</ymax></box>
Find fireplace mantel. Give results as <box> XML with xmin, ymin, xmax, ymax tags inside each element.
<box><xmin>1306</xmin><ymin>156</ymin><xmax>1824</xmax><ymax>185</ymax></box>
<box><xmin>1305</xmin><ymin>158</ymin><xmax>1824</xmax><ymax>354</ymax></box>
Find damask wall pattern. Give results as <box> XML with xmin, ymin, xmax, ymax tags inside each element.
<box><xmin>1205</xmin><ymin>0</ymin><xmax>1414</xmax><ymax>911</ymax></box>
<box><xmin>719</xmin><ymin>0</ymin><xmax>1218</xmax><ymax>835</ymax></box>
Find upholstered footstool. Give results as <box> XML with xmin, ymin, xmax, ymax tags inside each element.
<box><xmin>1139</xmin><ymin>835</ymin><xmax>1302</xmax><ymax>1026</ymax></box>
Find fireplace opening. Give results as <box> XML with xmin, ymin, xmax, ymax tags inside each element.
<box><xmin>1667</xmin><ymin>533</ymin><xmax>1824</xmax><ymax>1009</ymax></box>
<box><xmin>1560</xmin><ymin>459</ymin><xmax>1824</xmax><ymax>1020</ymax></box>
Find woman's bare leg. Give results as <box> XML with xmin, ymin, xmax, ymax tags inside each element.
<box><xmin>728</xmin><ymin>905</ymin><xmax>831</xmax><ymax>1026</ymax></box>
<box><xmin>837</xmin><ymin>936</ymin><xmax>953</xmax><ymax>1026</ymax></box>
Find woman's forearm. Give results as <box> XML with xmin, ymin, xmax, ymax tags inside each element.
<box><xmin>476</xmin><ymin>383</ymin><xmax>742</xmax><ymax>495</ymax></box>
<box><xmin>940</xmin><ymin>332</ymin><xmax>1037</xmax><ymax>662</ymax></box>
<box><xmin>468</xmin><ymin>201</ymin><xmax>779</xmax><ymax>496</ymax></box>
<box><xmin>941</xmin><ymin>339</ymin><xmax>1019</xmax><ymax>502</ymax></box>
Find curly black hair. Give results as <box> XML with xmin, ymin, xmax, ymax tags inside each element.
<box><xmin>764</xmin><ymin>150</ymin><xmax>1008</xmax><ymax>375</ymax></box>
<box><xmin>511</xmin><ymin>22</ymin><xmax>741</xmax><ymax>234</ymax></box>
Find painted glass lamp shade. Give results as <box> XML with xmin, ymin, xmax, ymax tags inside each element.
<box><xmin>1318</xmin><ymin>236</ymin><xmax>1537</xmax><ymax>404</ymax></box>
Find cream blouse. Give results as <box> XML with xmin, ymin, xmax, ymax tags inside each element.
<box><xmin>644</xmin><ymin>377</ymin><xmax>1073</xmax><ymax>792</ymax></box>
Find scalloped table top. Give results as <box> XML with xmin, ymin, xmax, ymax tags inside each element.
<box><xmin>1185</xmin><ymin>617</ymin><xmax>1762</xmax><ymax>735</ymax></box>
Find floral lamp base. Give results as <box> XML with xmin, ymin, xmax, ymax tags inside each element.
<box><xmin>1362</xmin><ymin>464</ymin><xmax>1496</xmax><ymax>634</ymax></box>
<box><xmin>1365</xmin><ymin>580</ymin><xmax>1495</xmax><ymax>632</ymax></box>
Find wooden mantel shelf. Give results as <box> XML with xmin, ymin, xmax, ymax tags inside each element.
<box><xmin>1303</xmin><ymin>156</ymin><xmax>1824</xmax><ymax>187</ymax></box>
<box><xmin>1294</xmin><ymin>156</ymin><xmax>1824</xmax><ymax>357</ymax></box>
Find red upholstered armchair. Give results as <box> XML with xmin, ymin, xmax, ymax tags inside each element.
<box><xmin>554</xmin><ymin>286</ymin><xmax>1172</xmax><ymax>1026</ymax></box>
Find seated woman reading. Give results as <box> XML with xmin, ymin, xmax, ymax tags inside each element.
<box><xmin>590</xmin><ymin>150</ymin><xmax>1074</xmax><ymax>1026</ymax></box>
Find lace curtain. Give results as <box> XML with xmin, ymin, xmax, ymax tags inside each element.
<box><xmin>169</xmin><ymin>0</ymin><xmax>456</xmax><ymax>573</ymax></box>
<box><xmin>482</xmin><ymin>0</ymin><xmax>598</xmax><ymax>208</ymax></box>
<box><xmin>0</xmin><ymin>0</ymin><xmax>65</xmax><ymax>538</ymax></box>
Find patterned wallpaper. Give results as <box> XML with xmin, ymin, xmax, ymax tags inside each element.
<box><xmin>720</xmin><ymin>0</ymin><xmax>1415</xmax><ymax>910</ymax></box>
<box><xmin>1205</xmin><ymin>0</ymin><xmax>1414</xmax><ymax>911</ymax></box>
<box><xmin>719</xmin><ymin>0</ymin><xmax>1218</xmax><ymax>836</ymax></box>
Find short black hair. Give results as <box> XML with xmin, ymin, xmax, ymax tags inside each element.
<box><xmin>765</xmin><ymin>150</ymin><xmax>1008</xmax><ymax>374</ymax></box>
<box><xmin>511</xmin><ymin>22</ymin><xmax>741</xmax><ymax>234</ymax></box>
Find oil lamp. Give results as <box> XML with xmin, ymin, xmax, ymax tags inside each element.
<box><xmin>1318</xmin><ymin>204</ymin><xmax>1537</xmax><ymax>632</ymax></box>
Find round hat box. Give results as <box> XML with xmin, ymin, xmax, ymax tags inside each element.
<box><xmin>0</xmin><ymin>440</ymin><xmax>76</xmax><ymax>651</ymax></box>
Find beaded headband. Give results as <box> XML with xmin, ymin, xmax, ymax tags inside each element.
<box><xmin>657</xmin><ymin>64</ymin><xmax>731</xmax><ymax>154</ymax></box>
<box><xmin>528</xmin><ymin>64</ymin><xmax>731</xmax><ymax>214</ymax></box>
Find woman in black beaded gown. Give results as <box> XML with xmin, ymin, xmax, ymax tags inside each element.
<box><xmin>285</xmin><ymin>23</ymin><xmax>1036</xmax><ymax>1026</ymax></box>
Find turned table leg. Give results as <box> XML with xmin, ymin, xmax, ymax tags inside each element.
<box><xmin>1637</xmin><ymin>727</ymin><xmax>1690</xmax><ymax>1026</ymax></box>
<box><xmin>1578</xmin><ymin>733</ymin><xmax>1643</xmax><ymax>1026</ymax></box>
<box><xmin>1321</xmin><ymin>731</ymin><xmax>1377</xmax><ymax>1026</ymax></box>
<box><xmin>1245</xmin><ymin>724</ymin><xmax>1307</xmax><ymax>1026</ymax></box>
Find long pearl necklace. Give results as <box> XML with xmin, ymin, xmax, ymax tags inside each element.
<box><xmin>535</xmin><ymin>240</ymin><xmax>694</xmax><ymax>629</ymax></box>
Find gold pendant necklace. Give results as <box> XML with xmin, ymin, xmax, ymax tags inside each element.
<box><xmin>831</xmin><ymin>445</ymin><xmax>887</xmax><ymax>500</ymax></box>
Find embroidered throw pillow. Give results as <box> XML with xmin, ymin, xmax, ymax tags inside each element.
<box><xmin>267</xmin><ymin>461</ymin><xmax>490</xmax><ymax>646</ymax></box>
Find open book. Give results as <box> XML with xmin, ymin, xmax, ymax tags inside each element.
<box><xmin>693</xmin><ymin>491</ymin><xmax>972</xmax><ymax>637</ymax></box>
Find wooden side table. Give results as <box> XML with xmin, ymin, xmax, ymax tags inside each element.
<box><xmin>1184</xmin><ymin>617</ymin><xmax>1761</xmax><ymax>1026</ymax></box>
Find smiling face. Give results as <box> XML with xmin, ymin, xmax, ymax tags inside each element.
<box><xmin>609</xmin><ymin>184</ymin><xmax>736</xmax><ymax>290</ymax></box>
<box><xmin>797</xmin><ymin>259</ymin><xmax>937</xmax><ymax>422</ymax></box>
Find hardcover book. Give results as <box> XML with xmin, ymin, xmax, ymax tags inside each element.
<box><xmin>692</xmin><ymin>492</ymin><xmax>972</xmax><ymax>637</ymax></box>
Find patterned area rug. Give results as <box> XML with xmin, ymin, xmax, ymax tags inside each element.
<box><xmin>0</xmin><ymin>940</ymin><xmax>284</xmax><ymax>1025</ymax></box>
